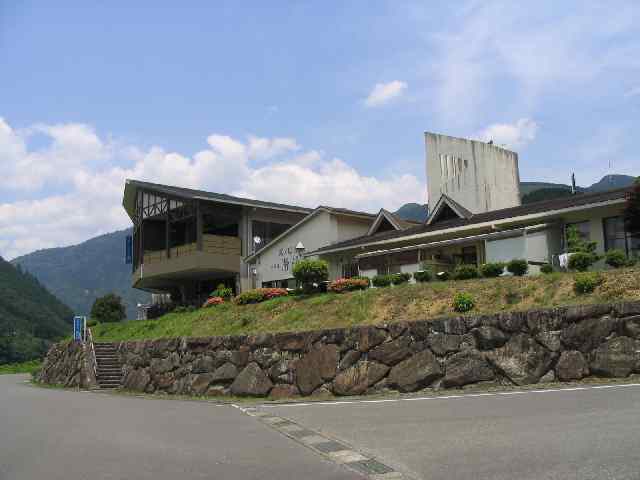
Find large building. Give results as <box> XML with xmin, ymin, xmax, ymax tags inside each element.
<box><xmin>122</xmin><ymin>180</ymin><xmax>311</xmax><ymax>303</ymax></box>
<box><xmin>123</xmin><ymin>132</ymin><xmax>637</xmax><ymax>301</ymax></box>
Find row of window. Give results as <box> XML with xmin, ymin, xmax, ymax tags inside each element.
<box><xmin>566</xmin><ymin>216</ymin><xmax>639</xmax><ymax>257</ymax></box>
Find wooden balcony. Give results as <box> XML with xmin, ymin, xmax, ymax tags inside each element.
<box><xmin>134</xmin><ymin>235</ymin><xmax>242</xmax><ymax>289</ymax></box>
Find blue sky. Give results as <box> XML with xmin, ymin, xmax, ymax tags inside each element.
<box><xmin>0</xmin><ymin>1</ymin><xmax>639</xmax><ymax>258</ymax></box>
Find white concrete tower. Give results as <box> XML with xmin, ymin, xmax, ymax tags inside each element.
<box><xmin>425</xmin><ymin>132</ymin><xmax>521</xmax><ymax>214</ymax></box>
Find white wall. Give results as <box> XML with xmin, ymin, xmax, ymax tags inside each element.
<box><xmin>425</xmin><ymin>132</ymin><xmax>521</xmax><ymax>214</ymax></box>
<box><xmin>252</xmin><ymin>212</ymin><xmax>372</xmax><ymax>285</ymax></box>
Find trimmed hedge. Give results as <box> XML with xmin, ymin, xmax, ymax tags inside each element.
<box><xmin>372</xmin><ymin>274</ymin><xmax>393</xmax><ymax>287</ymax></box>
<box><xmin>328</xmin><ymin>278</ymin><xmax>370</xmax><ymax>293</ymax></box>
<box><xmin>454</xmin><ymin>264</ymin><xmax>479</xmax><ymax>280</ymax></box>
<box><xmin>507</xmin><ymin>259</ymin><xmax>529</xmax><ymax>276</ymax></box>
<box><xmin>540</xmin><ymin>263</ymin><xmax>553</xmax><ymax>274</ymax></box>
<box><xmin>202</xmin><ymin>296</ymin><xmax>224</xmax><ymax>308</ymax></box>
<box><xmin>573</xmin><ymin>272</ymin><xmax>602</xmax><ymax>294</ymax></box>
<box><xmin>605</xmin><ymin>249</ymin><xmax>628</xmax><ymax>269</ymax></box>
<box><xmin>234</xmin><ymin>288</ymin><xmax>288</xmax><ymax>305</ymax></box>
<box><xmin>413</xmin><ymin>270</ymin><xmax>432</xmax><ymax>282</ymax></box>
<box><xmin>391</xmin><ymin>272</ymin><xmax>412</xmax><ymax>285</ymax></box>
<box><xmin>480</xmin><ymin>262</ymin><xmax>504</xmax><ymax>278</ymax></box>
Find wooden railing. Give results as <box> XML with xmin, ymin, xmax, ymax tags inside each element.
<box><xmin>143</xmin><ymin>235</ymin><xmax>241</xmax><ymax>264</ymax></box>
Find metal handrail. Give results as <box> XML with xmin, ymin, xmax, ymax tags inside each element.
<box><xmin>87</xmin><ymin>327</ymin><xmax>98</xmax><ymax>381</ymax></box>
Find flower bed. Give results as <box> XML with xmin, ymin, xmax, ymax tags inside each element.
<box><xmin>234</xmin><ymin>288</ymin><xmax>289</xmax><ymax>305</ymax></box>
<box><xmin>328</xmin><ymin>277</ymin><xmax>370</xmax><ymax>293</ymax></box>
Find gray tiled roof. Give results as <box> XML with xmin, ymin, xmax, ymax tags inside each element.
<box><xmin>313</xmin><ymin>187</ymin><xmax>633</xmax><ymax>254</ymax></box>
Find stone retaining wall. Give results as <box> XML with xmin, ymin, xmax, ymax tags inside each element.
<box><xmin>40</xmin><ymin>301</ymin><xmax>640</xmax><ymax>397</ymax></box>
<box><xmin>37</xmin><ymin>340</ymin><xmax>96</xmax><ymax>388</ymax></box>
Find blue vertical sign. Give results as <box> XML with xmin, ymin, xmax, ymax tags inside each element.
<box><xmin>73</xmin><ymin>316</ymin><xmax>85</xmax><ymax>341</ymax></box>
<box><xmin>125</xmin><ymin>235</ymin><xmax>133</xmax><ymax>265</ymax></box>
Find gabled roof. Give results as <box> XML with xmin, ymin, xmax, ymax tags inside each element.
<box><xmin>244</xmin><ymin>206</ymin><xmax>375</xmax><ymax>262</ymax></box>
<box><xmin>123</xmin><ymin>179</ymin><xmax>313</xmax><ymax>219</ymax></box>
<box><xmin>367</xmin><ymin>209</ymin><xmax>421</xmax><ymax>235</ymax></box>
<box><xmin>426</xmin><ymin>194</ymin><xmax>473</xmax><ymax>225</ymax></box>
<box><xmin>311</xmin><ymin>186</ymin><xmax>633</xmax><ymax>255</ymax></box>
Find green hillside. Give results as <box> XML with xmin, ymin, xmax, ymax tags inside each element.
<box><xmin>0</xmin><ymin>257</ymin><xmax>73</xmax><ymax>364</ymax></box>
<box><xmin>92</xmin><ymin>267</ymin><xmax>640</xmax><ymax>342</ymax></box>
<box><xmin>12</xmin><ymin>229</ymin><xmax>150</xmax><ymax>319</ymax></box>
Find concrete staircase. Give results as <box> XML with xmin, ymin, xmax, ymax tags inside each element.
<box><xmin>93</xmin><ymin>342</ymin><xmax>122</xmax><ymax>389</ymax></box>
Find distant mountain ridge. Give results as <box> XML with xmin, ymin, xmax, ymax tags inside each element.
<box><xmin>12</xmin><ymin>229</ymin><xmax>150</xmax><ymax>319</ymax></box>
<box><xmin>0</xmin><ymin>257</ymin><xmax>72</xmax><ymax>364</ymax></box>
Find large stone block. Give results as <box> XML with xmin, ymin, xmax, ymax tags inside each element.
<box><xmin>555</xmin><ymin>351</ymin><xmax>589</xmax><ymax>381</ymax></box>
<box><xmin>333</xmin><ymin>361</ymin><xmax>389</xmax><ymax>396</ymax></box>
<box><xmin>191</xmin><ymin>355</ymin><xmax>216</xmax><ymax>373</ymax></box>
<box><xmin>388</xmin><ymin>350</ymin><xmax>443</xmax><ymax>392</ymax></box>
<box><xmin>190</xmin><ymin>373</ymin><xmax>214</xmax><ymax>395</ymax></box>
<box><xmin>443</xmin><ymin>350</ymin><xmax>494</xmax><ymax>387</ymax></box>
<box><xmin>270</xmin><ymin>384</ymin><xmax>300</xmax><ymax>399</ymax></box>
<box><xmin>356</xmin><ymin>326</ymin><xmax>388</xmax><ymax>352</ymax></box>
<box><xmin>623</xmin><ymin>315</ymin><xmax>640</xmax><ymax>338</ymax></box>
<box><xmin>123</xmin><ymin>368</ymin><xmax>151</xmax><ymax>391</ymax></box>
<box><xmin>368</xmin><ymin>337</ymin><xmax>412</xmax><ymax>366</ymax></box>
<box><xmin>561</xmin><ymin>316</ymin><xmax>619</xmax><ymax>353</ymax></box>
<box><xmin>589</xmin><ymin>336</ymin><xmax>636</xmax><ymax>378</ymax></box>
<box><xmin>427</xmin><ymin>333</ymin><xmax>462</xmax><ymax>356</ymax></box>
<box><xmin>487</xmin><ymin>334</ymin><xmax>554</xmax><ymax>385</ymax></box>
<box><xmin>211</xmin><ymin>362</ymin><xmax>238</xmax><ymax>383</ymax></box>
<box><xmin>613</xmin><ymin>301</ymin><xmax>640</xmax><ymax>318</ymax></box>
<box><xmin>230</xmin><ymin>363</ymin><xmax>273</xmax><ymax>396</ymax></box>
<box><xmin>472</xmin><ymin>326</ymin><xmax>508</xmax><ymax>350</ymax></box>
<box><xmin>430</xmin><ymin>316</ymin><xmax>467</xmax><ymax>335</ymax></box>
<box><xmin>296</xmin><ymin>344</ymin><xmax>339</xmax><ymax>395</ymax></box>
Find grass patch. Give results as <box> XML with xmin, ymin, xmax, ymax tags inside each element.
<box><xmin>92</xmin><ymin>267</ymin><xmax>640</xmax><ymax>342</ymax></box>
<box><xmin>0</xmin><ymin>360</ymin><xmax>41</xmax><ymax>375</ymax></box>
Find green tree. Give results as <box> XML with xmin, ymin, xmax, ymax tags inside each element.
<box><xmin>90</xmin><ymin>293</ymin><xmax>126</xmax><ymax>323</ymax></box>
<box><xmin>624</xmin><ymin>178</ymin><xmax>640</xmax><ymax>234</ymax></box>
<box><xmin>292</xmin><ymin>259</ymin><xmax>328</xmax><ymax>293</ymax></box>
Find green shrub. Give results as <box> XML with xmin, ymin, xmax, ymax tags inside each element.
<box><xmin>507</xmin><ymin>259</ymin><xmax>529</xmax><ymax>276</ymax></box>
<box><xmin>573</xmin><ymin>272</ymin><xmax>603</xmax><ymax>294</ymax></box>
<box><xmin>540</xmin><ymin>263</ymin><xmax>553</xmax><ymax>274</ymax></box>
<box><xmin>453</xmin><ymin>292</ymin><xmax>475</xmax><ymax>313</ymax></box>
<box><xmin>454</xmin><ymin>264</ymin><xmax>479</xmax><ymax>280</ymax></box>
<box><xmin>211</xmin><ymin>283</ymin><xmax>233</xmax><ymax>299</ymax></box>
<box><xmin>605</xmin><ymin>249</ymin><xmax>628</xmax><ymax>269</ymax></box>
<box><xmin>413</xmin><ymin>270</ymin><xmax>432</xmax><ymax>282</ymax></box>
<box><xmin>90</xmin><ymin>293</ymin><xmax>126</xmax><ymax>323</ymax></box>
<box><xmin>292</xmin><ymin>259</ymin><xmax>329</xmax><ymax>293</ymax></box>
<box><xmin>234</xmin><ymin>288</ymin><xmax>288</xmax><ymax>305</ymax></box>
<box><xmin>391</xmin><ymin>272</ymin><xmax>412</xmax><ymax>285</ymax></box>
<box><xmin>480</xmin><ymin>262</ymin><xmax>505</xmax><ymax>278</ymax></box>
<box><xmin>328</xmin><ymin>278</ymin><xmax>370</xmax><ymax>293</ymax></box>
<box><xmin>568</xmin><ymin>252</ymin><xmax>595</xmax><ymax>272</ymax></box>
<box><xmin>372</xmin><ymin>274</ymin><xmax>393</xmax><ymax>287</ymax></box>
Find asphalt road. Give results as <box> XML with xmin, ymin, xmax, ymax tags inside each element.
<box><xmin>0</xmin><ymin>375</ymin><xmax>362</xmax><ymax>480</ymax></box>
<box><xmin>263</xmin><ymin>384</ymin><xmax>640</xmax><ymax>480</ymax></box>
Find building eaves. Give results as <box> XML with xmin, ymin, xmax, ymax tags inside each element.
<box><xmin>311</xmin><ymin>187</ymin><xmax>633</xmax><ymax>255</ymax></box>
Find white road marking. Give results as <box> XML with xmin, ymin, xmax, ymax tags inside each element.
<box><xmin>258</xmin><ymin>382</ymin><xmax>640</xmax><ymax>409</ymax></box>
<box><xmin>329</xmin><ymin>450</ymin><xmax>369</xmax><ymax>463</ymax></box>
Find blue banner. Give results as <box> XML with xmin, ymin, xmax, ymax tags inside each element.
<box><xmin>73</xmin><ymin>316</ymin><xmax>84</xmax><ymax>341</ymax></box>
<box><xmin>125</xmin><ymin>235</ymin><xmax>133</xmax><ymax>265</ymax></box>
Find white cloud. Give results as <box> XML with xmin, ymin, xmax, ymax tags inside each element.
<box><xmin>427</xmin><ymin>2</ymin><xmax>640</xmax><ymax>125</ymax></box>
<box><xmin>364</xmin><ymin>80</ymin><xmax>408</xmax><ymax>107</ymax></box>
<box><xmin>0</xmin><ymin>118</ymin><xmax>424</xmax><ymax>259</ymax></box>
<box><xmin>625</xmin><ymin>86</ymin><xmax>640</xmax><ymax>97</ymax></box>
<box><xmin>473</xmin><ymin>118</ymin><xmax>538</xmax><ymax>150</ymax></box>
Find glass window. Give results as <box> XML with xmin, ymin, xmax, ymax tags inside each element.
<box><xmin>603</xmin><ymin>216</ymin><xmax>627</xmax><ymax>252</ymax></box>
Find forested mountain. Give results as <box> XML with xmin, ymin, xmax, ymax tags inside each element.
<box><xmin>12</xmin><ymin>229</ymin><xmax>149</xmax><ymax>320</ymax></box>
<box><xmin>0</xmin><ymin>257</ymin><xmax>73</xmax><ymax>364</ymax></box>
<box><xmin>521</xmin><ymin>174</ymin><xmax>635</xmax><ymax>204</ymax></box>
<box><xmin>394</xmin><ymin>203</ymin><xmax>429</xmax><ymax>222</ymax></box>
